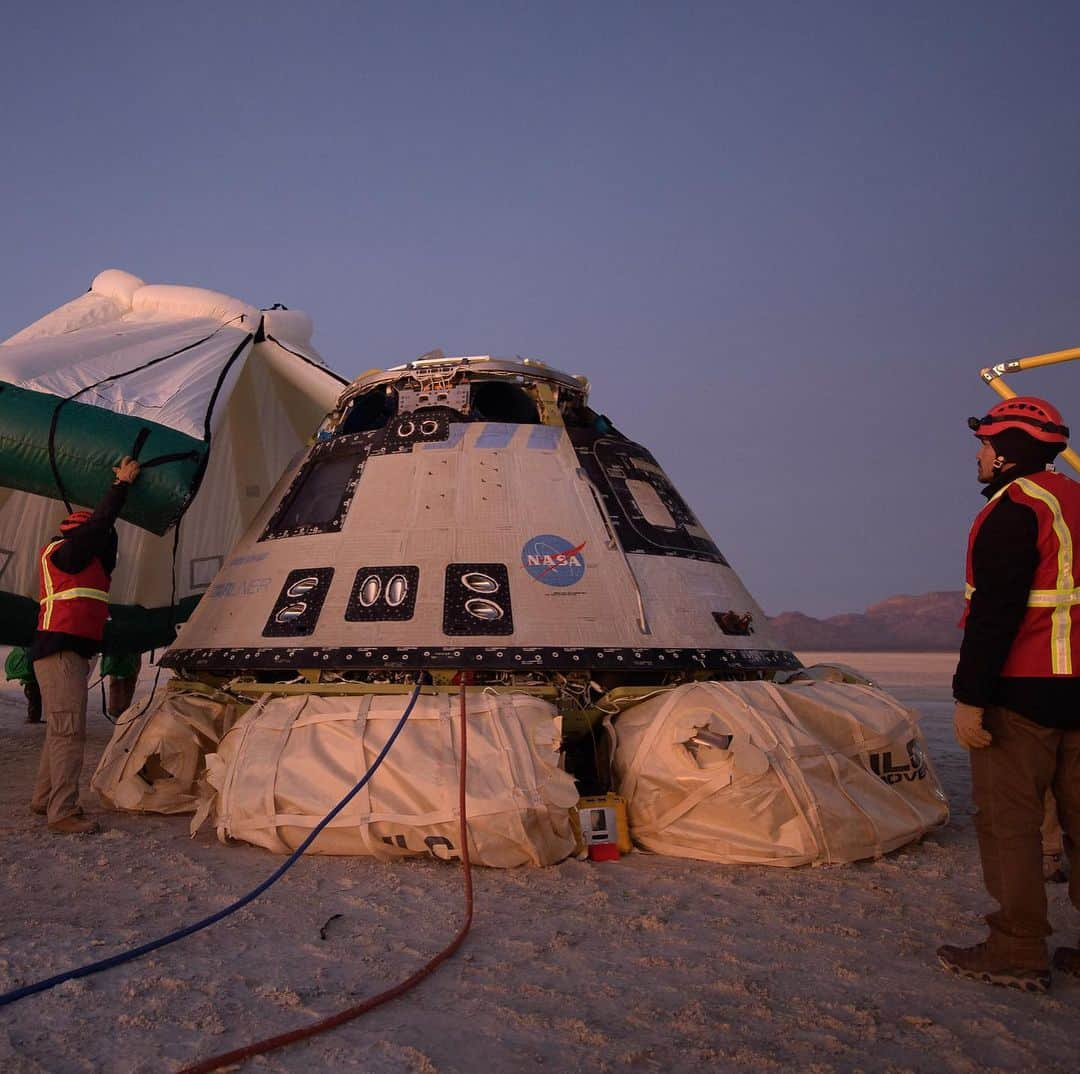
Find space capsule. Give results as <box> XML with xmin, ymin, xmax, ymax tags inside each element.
<box><xmin>95</xmin><ymin>351</ymin><xmax>947</xmax><ymax>866</ymax></box>
<box><xmin>162</xmin><ymin>353</ymin><xmax>799</xmax><ymax>681</ymax></box>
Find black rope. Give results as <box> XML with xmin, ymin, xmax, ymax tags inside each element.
<box><xmin>169</xmin><ymin>519</ymin><xmax>181</xmax><ymax>637</ymax></box>
<box><xmin>41</xmin><ymin>313</ymin><xmax>271</xmax><ymax>728</ymax></box>
<box><xmin>45</xmin><ymin>315</ymin><xmax>249</xmax><ymax>507</ymax></box>
<box><xmin>98</xmin><ymin>676</ymin><xmax>110</xmax><ymax>724</ymax></box>
<box><xmin>42</xmin><ymin>317</ymin><xmax>254</xmax><ymax>720</ymax></box>
<box><xmin>0</xmin><ymin>678</ymin><xmax>426</xmax><ymax>1008</ymax></box>
<box><xmin>125</xmin><ymin>422</ymin><xmax>201</xmax><ymax>471</ymax></box>
<box><xmin>149</xmin><ymin>329</ymin><xmax>257</xmax><ymax>537</ymax></box>
<box><xmin>112</xmin><ymin>517</ymin><xmax>184</xmax><ymax>728</ymax></box>
<box><xmin>201</xmin><ymin>331</ymin><xmax>256</xmax><ymax>441</ymax></box>
<box><xmin>264</xmin><ymin>334</ymin><xmax>349</xmax><ymax>387</ymax></box>
<box><xmin>129</xmin><ymin>427</ymin><xmax>150</xmax><ymax>460</ymax></box>
<box><xmin>114</xmin><ymin>326</ymin><xmax>255</xmax><ymax>698</ymax></box>
<box><xmin>46</xmin><ymin>402</ymin><xmax>73</xmax><ymax>512</ymax></box>
<box><xmin>139</xmin><ymin>450</ymin><xmax>201</xmax><ymax>469</ymax></box>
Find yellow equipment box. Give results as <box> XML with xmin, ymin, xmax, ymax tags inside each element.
<box><xmin>571</xmin><ymin>793</ymin><xmax>632</xmax><ymax>854</ymax></box>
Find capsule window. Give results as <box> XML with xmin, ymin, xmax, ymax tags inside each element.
<box><xmin>358</xmin><ymin>575</ymin><xmax>383</xmax><ymax>607</ymax></box>
<box><xmin>625</xmin><ymin>479</ymin><xmax>677</xmax><ymax>529</ymax></box>
<box><xmin>263</xmin><ymin>567</ymin><xmax>335</xmax><ymax>637</ymax></box>
<box><xmin>340</xmin><ymin>388</ymin><xmax>396</xmax><ymax>434</ymax></box>
<box><xmin>444</xmin><ymin>563</ymin><xmax>513</xmax><ymax>635</ymax></box>
<box><xmin>385</xmin><ymin>574</ymin><xmax>409</xmax><ymax>607</ymax></box>
<box><xmin>470</xmin><ymin>381</ymin><xmax>540</xmax><ymax>424</ymax></box>
<box><xmin>346</xmin><ymin>566</ymin><xmax>420</xmax><ymax>622</ymax></box>
<box><xmin>265</xmin><ymin>455</ymin><xmax>359</xmax><ymax>536</ymax></box>
<box><xmin>465</xmin><ymin>598</ymin><xmax>504</xmax><ymax>621</ymax></box>
<box><xmin>461</xmin><ymin>572</ymin><xmax>500</xmax><ymax>594</ymax></box>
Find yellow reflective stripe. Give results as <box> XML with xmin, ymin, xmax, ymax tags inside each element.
<box><xmin>962</xmin><ymin>583</ymin><xmax>1080</xmax><ymax>604</ymax></box>
<box><xmin>1026</xmin><ymin>587</ymin><xmax>1080</xmax><ymax>607</ymax></box>
<box><xmin>39</xmin><ymin>541</ymin><xmax>61</xmax><ymax>631</ymax></box>
<box><xmin>1014</xmin><ymin>478</ymin><xmax>1074</xmax><ymax>674</ymax></box>
<box><xmin>39</xmin><ymin>588</ymin><xmax>109</xmax><ymax>605</ymax></box>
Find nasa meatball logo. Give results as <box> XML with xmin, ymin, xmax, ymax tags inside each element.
<box><xmin>521</xmin><ymin>534</ymin><xmax>587</xmax><ymax>587</ymax></box>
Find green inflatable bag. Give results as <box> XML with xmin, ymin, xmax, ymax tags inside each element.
<box><xmin>0</xmin><ymin>383</ymin><xmax>207</xmax><ymax>535</ymax></box>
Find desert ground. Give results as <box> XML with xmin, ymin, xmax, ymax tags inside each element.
<box><xmin>0</xmin><ymin>651</ymin><xmax>1076</xmax><ymax>1074</ymax></box>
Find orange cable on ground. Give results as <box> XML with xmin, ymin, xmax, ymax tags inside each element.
<box><xmin>178</xmin><ymin>678</ymin><xmax>475</xmax><ymax>1074</ymax></box>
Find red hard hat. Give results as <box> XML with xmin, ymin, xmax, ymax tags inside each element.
<box><xmin>60</xmin><ymin>509</ymin><xmax>93</xmax><ymax>532</ymax></box>
<box><xmin>968</xmin><ymin>396</ymin><xmax>1069</xmax><ymax>445</ymax></box>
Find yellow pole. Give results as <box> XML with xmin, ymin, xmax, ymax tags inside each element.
<box><xmin>982</xmin><ymin>346</ymin><xmax>1080</xmax><ymax>381</ymax></box>
<box><xmin>1012</xmin><ymin>345</ymin><xmax>1080</xmax><ymax>371</ymax></box>
<box><xmin>984</xmin><ymin>378</ymin><xmax>1017</xmax><ymax>400</ymax></box>
<box><xmin>980</xmin><ymin>364</ymin><xmax>1080</xmax><ymax>477</ymax></box>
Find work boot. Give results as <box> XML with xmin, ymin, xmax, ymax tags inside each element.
<box><xmin>1042</xmin><ymin>852</ymin><xmax>1069</xmax><ymax>884</ymax></box>
<box><xmin>1052</xmin><ymin>945</ymin><xmax>1080</xmax><ymax>978</ymax></box>
<box><xmin>48</xmin><ymin>814</ymin><xmax>100</xmax><ymax>835</ymax></box>
<box><xmin>30</xmin><ymin>804</ymin><xmax>83</xmax><ymax>818</ymax></box>
<box><xmin>936</xmin><ymin>942</ymin><xmax>1050</xmax><ymax>993</ymax></box>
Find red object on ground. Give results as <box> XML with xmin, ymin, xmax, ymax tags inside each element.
<box><xmin>588</xmin><ymin>842</ymin><xmax>620</xmax><ymax>862</ymax></box>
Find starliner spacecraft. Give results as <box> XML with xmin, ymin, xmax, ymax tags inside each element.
<box><xmin>163</xmin><ymin>353</ymin><xmax>799</xmax><ymax>683</ymax></box>
<box><xmin>97</xmin><ymin>348</ymin><xmax>945</xmax><ymax>867</ymax></box>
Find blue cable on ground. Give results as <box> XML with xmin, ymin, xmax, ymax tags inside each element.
<box><xmin>0</xmin><ymin>678</ymin><xmax>425</xmax><ymax>1009</ymax></box>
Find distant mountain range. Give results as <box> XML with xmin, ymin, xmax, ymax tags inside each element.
<box><xmin>767</xmin><ymin>590</ymin><xmax>963</xmax><ymax>651</ymax></box>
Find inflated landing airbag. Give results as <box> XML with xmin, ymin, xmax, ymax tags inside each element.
<box><xmin>614</xmin><ymin>679</ymin><xmax>948</xmax><ymax>866</ymax></box>
<box><xmin>197</xmin><ymin>691</ymin><xmax>580</xmax><ymax>867</ymax></box>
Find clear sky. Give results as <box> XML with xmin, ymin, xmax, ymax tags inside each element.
<box><xmin>3</xmin><ymin>1</ymin><xmax>1079</xmax><ymax>617</ymax></box>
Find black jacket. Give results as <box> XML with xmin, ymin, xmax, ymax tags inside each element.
<box><xmin>30</xmin><ymin>483</ymin><xmax>130</xmax><ymax>663</ymax></box>
<box><xmin>952</xmin><ymin>465</ymin><xmax>1080</xmax><ymax>729</ymax></box>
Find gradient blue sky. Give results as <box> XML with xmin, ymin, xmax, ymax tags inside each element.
<box><xmin>3</xmin><ymin>2</ymin><xmax>1079</xmax><ymax>616</ymax></box>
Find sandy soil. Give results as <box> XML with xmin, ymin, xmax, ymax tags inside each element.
<box><xmin>0</xmin><ymin>651</ymin><xmax>1076</xmax><ymax>1074</ymax></box>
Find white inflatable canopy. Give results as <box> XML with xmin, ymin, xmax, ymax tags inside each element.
<box><xmin>0</xmin><ymin>269</ymin><xmax>347</xmax><ymax>652</ymax></box>
<box><xmin>3</xmin><ymin>269</ymin><xmax>328</xmax><ymax>439</ymax></box>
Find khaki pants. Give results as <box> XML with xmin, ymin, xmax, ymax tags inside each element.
<box><xmin>30</xmin><ymin>652</ymin><xmax>90</xmax><ymax>824</ymax></box>
<box><xmin>1042</xmin><ymin>789</ymin><xmax>1064</xmax><ymax>855</ymax></box>
<box><xmin>971</xmin><ymin>706</ymin><xmax>1080</xmax><ymax>969</ymax></box>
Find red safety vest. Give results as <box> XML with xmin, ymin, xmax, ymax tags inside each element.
<box><xmin>962</xmin><ymin>470</ymin><xmax>1080</xmax><ymax>677</ymax></box>
<box><xmin>37</xmin><ymin>540</ymin><xmax>111</xmax><ymax>641</ymax></box>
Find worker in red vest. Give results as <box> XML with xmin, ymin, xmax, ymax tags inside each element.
<box><xmin>29</xmin><ymin>456</ymin><xmax>141</xmax><ymax>834</ymax></box>
<box><xmin>938</xmin><ymin>397</ymin><xmax>1080</xmax><ymax>991</ymax></box>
